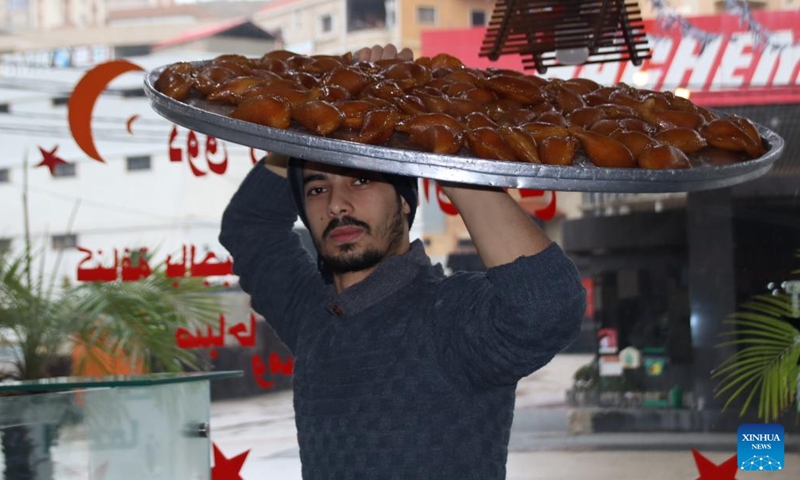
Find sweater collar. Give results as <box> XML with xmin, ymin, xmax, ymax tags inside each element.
<box><xmin>325</xmin><ymin>239</ymin><xmax>432</xmax><ymax>317</ymax></box>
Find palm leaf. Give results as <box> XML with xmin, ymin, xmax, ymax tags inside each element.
<box><xmin>65</xmin><ymin>261</ymin><xmax>222</xmax><ymax>373</ymax></box>
<box><xmin>1</xmin><ymin>247</ymin><xmax>222</xmax><ymax>380</ymax></box>
<box><xmin>712</xmin><ymin>293</ymin><xmax>800</xmax><ymax>422</ymax></box>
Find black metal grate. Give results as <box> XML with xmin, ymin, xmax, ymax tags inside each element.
<box><xmin>480</xmin><ymin>0</ymin><xmax>652</xmax><ymax>74</ymax></box>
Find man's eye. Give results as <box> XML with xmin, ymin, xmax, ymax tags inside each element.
<box><xmin>353</xmin><ymin>178</ymin><xmax>371</xmax><ymax>186</ymax></box>
<box><xmin>306</xmin><ymin>187</ymin><xmax>325</xmax><ymax>197</ymax></box>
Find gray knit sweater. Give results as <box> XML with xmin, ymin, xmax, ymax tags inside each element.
<box><xmin>219</xmin><ymin>164</ymin><xmax>586</xmax><ymax>480</ymax></box>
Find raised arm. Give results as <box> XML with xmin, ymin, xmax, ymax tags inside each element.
<box><xmin>433</xmin><ymin>182</ymin><xmax>586</xmax><ymax>389</ymax></box>
<box><xmin>439</xmin><ymin>183</ymin><xmax>552</xmax><ymax>268</ymax></box>
<box><xmin>219</xmin><ymin>160</ymin><xmax>327</xmax><ymax>352</ymax></box>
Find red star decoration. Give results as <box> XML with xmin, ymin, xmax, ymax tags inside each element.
<box><xmin>692</xmin><ymin>449</ymin><xmax>739</xmax><ymax>480</ymax></box>
<box><xmin>212</xmin><ymin>442</ymin><xmax>250</xmax><ymax>480</ymax></box>
<box><xmin>36</xmin><ymin>146</ymin><xmax>69</xmax><ymax>176</ymax></box>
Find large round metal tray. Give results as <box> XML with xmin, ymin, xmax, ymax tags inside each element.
<box><xmin>144</xmin><ymin>63</ymin><xmax>784</xmax><ymax>193</ymax></box>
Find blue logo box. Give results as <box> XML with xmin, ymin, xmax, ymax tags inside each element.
<box><xmin>737</xmin><ymin>424</ymin><xmax>785</xmax><ymax>471</ymax></box>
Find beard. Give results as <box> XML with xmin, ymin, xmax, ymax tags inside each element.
<box><xmin>316</xmin><ymin>197</ymin><xmax>405</xmax><ymax>274</ymax></box>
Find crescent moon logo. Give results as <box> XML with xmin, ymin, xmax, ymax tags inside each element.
<box><xmin>68</xmin><ymin>60</ymin><xmax>145</xmax><ymax>163</ymax></box>
<box><xmin>126</xmin><ymin>114</ymin><xmax>140</xmax><ymax>135</ymax></box>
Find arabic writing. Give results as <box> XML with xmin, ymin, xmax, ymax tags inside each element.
<box><xmin>168</xmin><ymin>126</ymin><xmax>266</xmax><ymax>176</ymax></box>
<box><xmin>252</xmin><ymin>352</ymin><xmax>294</xmax><ymax>389</ymax></box>
<box><xmin>76</xmin><ymin>244</ymin><xmax>233</xmax><ymax>282</ymax></box>
<box><xmin>175</xmin><ymin>313</ymin><xmax>255</xmax><ymax>358</ymax></box>
<box><xmin>175</xmin><ymin>312</ymin><xmax>293</xmax><ymax>389</ymax></box>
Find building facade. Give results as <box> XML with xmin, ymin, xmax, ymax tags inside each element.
<box><xmin>253</xmin><ymin>0</ymin><xmax>495</xmax><ymax>56</ymax></box>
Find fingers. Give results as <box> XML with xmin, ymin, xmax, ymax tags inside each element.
<box><xmin>355</xmin><ymin>47</ymin><xmax>372</xmax><ymax>63</ymax></box>
<box><xmin>382</xmin><ymin>44</ymin><xmax>397</xmax><ymax>59</ymax></box>
<box><xmin>398</xmin><ymin>48</ymin><xmax>414</xmax><ymax>61</ymax></box>
<box><xmin>353</xmin><ymin>44</ymin><xmax>414</xmax><ymax>63</ymax></box>
<box><xmin>370</xmin><ymin>45</ymin><xmax>384</xmax><ymax>61</ymax></box>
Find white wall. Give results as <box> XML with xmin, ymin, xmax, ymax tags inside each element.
<box><xmin>0</xmin><ymin>50</ymin><xmax>258</xmax><ymax>286</ymax></box>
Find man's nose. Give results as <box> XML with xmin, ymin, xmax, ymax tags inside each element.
<box><xmin>327</xmin><ymin>186</ymin><xmax>353</xmax><ymax>217</ymax></box>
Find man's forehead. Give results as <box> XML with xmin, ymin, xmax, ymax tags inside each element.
<box><xmin>302</xmin><ymin>162</ymin><xmax>387</xmax><ymax>182</ymax></box>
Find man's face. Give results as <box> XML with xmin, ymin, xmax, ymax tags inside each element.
<box><xmin>302</xmin><ymin>162</ymin><xmax>411</xmax><ymax>274</ymax></box>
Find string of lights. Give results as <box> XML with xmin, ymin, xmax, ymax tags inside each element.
<box><xmin>648</xmin><ymin>0</ymin><xmax>799</xmax><ymax>51</ymax></box>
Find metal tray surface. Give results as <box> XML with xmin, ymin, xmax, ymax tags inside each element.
<box><xmin>144</xmin><ymin>64</ymin><xmax>784</xmax><ymax>193</ymax></box>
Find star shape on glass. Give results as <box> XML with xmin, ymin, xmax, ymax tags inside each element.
<box><xmin>692</xmin><ymin>448</ymin><xmax>738</xmax><ymax>480</ymax></box>
<box><xmin>35</xmin><ymin>145</ymin><xmax>69</xmax><ymax>176</ymax></box>
<box><xmin>212</xmin><ymin>442</ymin><xmax>250</xmax><ymax>480</ymax></box>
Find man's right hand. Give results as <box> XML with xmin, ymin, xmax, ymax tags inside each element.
<box><xmin>354</xmin><ymin>44</ymin><xmax>413</xmax><ymax>63</ymax></box>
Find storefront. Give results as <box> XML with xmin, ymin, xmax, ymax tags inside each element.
<box><xmin>423</xmin><ymin>8</ymin><xmax>800</xmax><ymax>432</ymax></box>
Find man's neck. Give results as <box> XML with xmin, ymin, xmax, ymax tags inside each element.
<box><xmin>333</xmin><ymin>266</ymin><xmax>380</xmax><ymax>293</ymax></box>
<box><xmin>332</xmin><ymin>242</ymin><xmax>412</xmax><ymax>294</ymax></box>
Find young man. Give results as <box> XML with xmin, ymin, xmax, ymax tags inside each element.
<box><xmin>219</xmin><ymin>46</ymin><xmax>586</xmax><ymax>480</ymax></box>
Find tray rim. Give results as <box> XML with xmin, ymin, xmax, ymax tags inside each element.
<box><xmin>143</xmin><ymin>61</ymin><xmax>785</xmax><ymax>193</ymax></box>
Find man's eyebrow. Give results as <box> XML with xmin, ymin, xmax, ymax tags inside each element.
<box><xmin>303</xmin><ymin>173</ymin><xmax>327</xmax><ymax>184</ymax></box>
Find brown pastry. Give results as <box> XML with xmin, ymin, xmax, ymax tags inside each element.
<box><xmin>194</xmin><ymin>65</ymin><xmax>237</xmax><ymax>96</ymax></box>
<box><xmin>654</xmin><ymin>128</ymin><xmax>707</xmax><ymax>154</ymax></box>
<box><xmin>407</xmin><ymin>124</ymin><xmax>464</xmax><ymax>155</ymax></box>
<box><xmin>539</xmin><ymin>136</ymin><xmax>578</xmax><ymax>166</ymax></box>
<box><xmin>498</xmin><ymin>126</ymin><xmax>541</xmax><ymax>163</ymax></box>
<box><xmin>292</xmin><ymin>100</ymin><xmax>345</xmax><ymax>136</ymax></box>
<box><xmin>570</xmin><ymin>126</ymin><xmax>636</xmax><ymax>168</ymax></box>
<box><xmin>463</xmin><ymin>112</ymin><xmax>498</xmax><ymax>130</ymax></box>
<box><xmin>396</xmin><ymin>113</ymin><xmax>465</xmax><ymax>138</ymax></box>
<box><xmin>230</xmin><ymin>95</ymin><xmax>292</xmax><ymax>129</ymax></box>
<box><xmin>155</xmin><ymin>49</ymin><xmax>767</xmax><ymax>170</ymax></box>
<box><xmin>334</xmin><ymin>100</ymin><xmax>375</xmax><ymax>130</ymax></box>
<box><xmin>155</xmin><ymin>62</ymin><xmax>195</xmax><ymax>101</ymax></box>
<box><xmin>610</xmin><ymin>131</ymin><xmax>658</xmax><ymax>160</ymax></box>
<box><xmin>483</xmin><ymin>75</ymin><xmax>545</xmax><ymax>105</ymax></box>
<box><xmin>519</xmin><ymin>122</ymin><xmax>570</xmax><ymax>144</ymax></box>
<box><xmin>206</xmin><ymin>76</ymin><xmax>265</xmax><ymax>104</ymax></box>
<box><xmin>701</xmin><ymin>119</ymin><xmax>764</xmax><ymax>158</ymax></box>
<box><xmin>638</xmin><ymin>144</ymin><xmax>691</xmax><ymax>169</ymax></box>
<box><xmin>353</xmin><ymin>109</ymin><xmax>399</xmax><ymax>145</ymax></box>
<box><xmin>465</xmin><ymin>127</ymin><xmax>518</xmax><ymax>161</ymax></box>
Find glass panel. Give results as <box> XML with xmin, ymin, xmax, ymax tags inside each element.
<box><xmin>0</xmin><ymin>381</ymin><xmax>211</xmax><ymax>480</ymax></box>
<box><xmin>0</xmin><ymin>371</ymin><xmax>241</xmax><ymax>393</ymax></box>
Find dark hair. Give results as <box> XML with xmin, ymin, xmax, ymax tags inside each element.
<box><xmin>286</xmin><ymin>158</ymin><xmax>418</xmax><ymax>231</ymax></box>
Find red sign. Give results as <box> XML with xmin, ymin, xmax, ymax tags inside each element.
<box><xmin>422</xmin><ymin>10</ymin><xmax>800</xmax><ymax>106</ymax></box>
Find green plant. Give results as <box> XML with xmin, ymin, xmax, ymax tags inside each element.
<box><xmin>573</xmin><ymin>358</ymin><xmax>599</xmax><ymax>391</ymax></box>
<box><xmin>0</xmin><ymin>247</ymin><xmax>221</xmax><ymax>381</ymax></box>
<box><xmin>712</xmin><ymin>252</ymin><xmax>800</xmax><ymax>423</ymax></box>
<box><xmin>0</xmin><ymin>157</ymin><xmax>223</xmax><ymax>480</ymax></box>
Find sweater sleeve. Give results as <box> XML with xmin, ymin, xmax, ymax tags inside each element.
<box><xmin>432</xmin><ymin>242</ymin><xmax>586</xmax><ymax>390</ymax></box>
<box><xmin>219</xmin><ymin>163</ymin><xmax>327</xmax><ymax>352</ymax></box>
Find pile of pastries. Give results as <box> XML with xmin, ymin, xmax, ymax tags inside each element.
<box><xmin>155</xmin><ymin>50</ymin><xmax>768</xmax><ymax>169</ymax></box>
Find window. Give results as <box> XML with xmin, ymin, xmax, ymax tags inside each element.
<box><xmin>54</xmin><ymin>163</ymin><xmax>76</xmax><ymax>178</ymax></box>
<box><xmin>126</xmin><ymin>155</ymin><xmax>151</xmax><ymax>171</ymax></box>
<box><xmin>417</xmin><ymin>6</ymin><xmax>436</xmax><ymax>25</ymax></box>
<box><xmin>321</xmin><ymin>14</ymin><xmax>333</xmax><ymax>33</ymax></box>
<box><xmin>0</xmin><ymin>238</ymin><xmax>10</xmax><ymax>254</ymax></box>
<box><xmin>51</xmin><ymin>234</ymin><xmax>77</xmax><ymax>250</ymax></box>
<box><xmin>0</xmin><ymin>168</ymin><xmax>8</xmax><ymax>183</ymax></box>
<box><xmin>471</xmin><ymin>10</ymin><xmax>487</xmax><ymax>26</ymax></box>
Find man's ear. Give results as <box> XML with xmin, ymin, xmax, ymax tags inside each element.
<box><xmin>401</xmin><ymin>196</ymin><xmax>411</xmax><ymax>215</ymax></box>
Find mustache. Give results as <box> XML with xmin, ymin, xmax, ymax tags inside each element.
<box><xmin>322</xmin><ymin>216</ymin><xmax>371</xmax><ymax>239</ymax></box>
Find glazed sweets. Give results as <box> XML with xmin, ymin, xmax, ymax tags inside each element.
<box><xmin>155</xmin><ymin>50</ymin><xmax>768</xmax><ymax>169</ymax></box>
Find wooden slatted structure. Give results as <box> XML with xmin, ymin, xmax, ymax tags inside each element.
<box><xmin>480</xmin><ymin>0</ymin><xmax>652</xmax><ymax>74</ymax></box>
